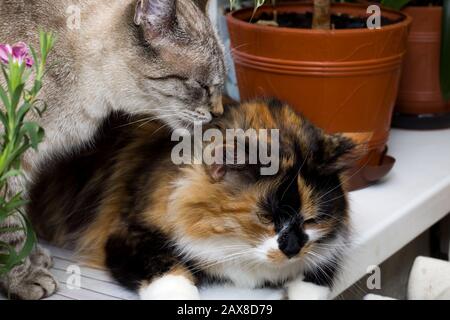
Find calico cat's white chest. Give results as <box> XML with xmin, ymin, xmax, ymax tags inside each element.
<box><xmin>206</xmin><ymin>260</ymin><xmax>305</xmax><ymax>289</ymax></box>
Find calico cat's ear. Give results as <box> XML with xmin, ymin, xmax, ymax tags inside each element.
<box><xmin>208</xmin><ymin>164</ymin><xmax>227</xmax><ymax>182</ymax></box>
<box><xmin>320</xmin><ymin>132</ymin><xmax>372</xmax><ymax>174</ymax></box>
<box><xmin>134</xmin><ymin>0</ymin><xmax>177</xmax><ymax>34</ymax></box>
<box><xmin>205</xmin><ymin>144</ymin><xmax>237</xmax><ymax>181</ymax></box>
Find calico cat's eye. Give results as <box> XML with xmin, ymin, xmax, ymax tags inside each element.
<box><xmin>303</xmin><ymin>217</ymin><xmax>318</xmax><ymax>227</ymax></box>
<box><xmin>257</xmin><ymin>211</ymin><xmax>273</xmax><ymax>225</ymax></box>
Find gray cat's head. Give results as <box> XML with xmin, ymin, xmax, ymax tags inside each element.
<box><xmin>111</xmin><ymin>0</ymin><xmax>226</xmax><ymax>130</ymax></box>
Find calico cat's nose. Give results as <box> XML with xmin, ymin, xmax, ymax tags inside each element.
<box><xmin>278</xmin><ymin>227</ymin><xmax>308</xmax><ymax>259</ymax></box>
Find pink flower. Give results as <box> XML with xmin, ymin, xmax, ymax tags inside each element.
<box><xmin>0</xmin><ymin>42</ymin><xmax>34</xmax><ymax>68</ymax></box>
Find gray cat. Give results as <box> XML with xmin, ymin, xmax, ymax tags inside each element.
<box><xmin>0</xmin><ymin>0</ymin><xmax>225</xmax><ymax>299</ymax></box>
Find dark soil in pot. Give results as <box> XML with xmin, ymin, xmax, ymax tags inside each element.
<box><xmin>255</xmin><ymin>11</ymin><xmax>402</xmax><ymax>29</ymax></box>
<box><xmin>368</xmin><ymin>0</ymin><xmax>442</xmax><ymax>6</ymax></box>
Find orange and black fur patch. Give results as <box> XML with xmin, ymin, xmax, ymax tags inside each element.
<box><xmin>28</xmin><ymin>99</ymin><xmax>358</xmax><ymax>292</ymax></box>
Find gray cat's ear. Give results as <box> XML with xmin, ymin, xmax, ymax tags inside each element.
<box><xmin>134</xmin><ymin>0</ymin><xmax>177</xmax><ymax>32</ymax></box>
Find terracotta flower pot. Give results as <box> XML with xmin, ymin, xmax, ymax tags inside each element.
<box><xmin>393</xmin><ymin>6</ymin><xmax>450</xmax><ymax>130</ymax></box>
<box><xmin>226</xmin><ymin>2</ymin><xmax>412</xmax><ymax>190</ymax></box>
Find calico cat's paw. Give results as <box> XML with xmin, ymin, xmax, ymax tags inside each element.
<box><xmin>139</xmin><ymin>274</ymin><xmax>200</xmax><ymax>300</ymax></box>
<box><xmin>287</xmin><ymin>278</ymin><xmax>331</xmax><ymax>300</ymax></box>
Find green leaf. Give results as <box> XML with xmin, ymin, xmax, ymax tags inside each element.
<box><xmin>29</xmin><ymin>46</ymin><xmax>40</xmax><ymax>77</ymax></box>
<box><xmin>38</xmin><ymin>30</ymin><xmax>56</xmax><ymax>67</ymax></box>
<box><xmin>0</xmin><ymin>226</ymin><xmax>24</xmax><ymax>234</ymax></box>
<box><xmin>0</xmin><ymin>109</ymin><xmax>8</xmax><ymax>131</ymax></box>
<box><xmin>0</xmin><ymin>243</ymin><xmax>16</xmax><ymax>266</ymax></box>
<box><xmin>0</xmin><ymin>169</ymin><xmax>23</xmax><ymax>182</ymax></box>
<box><xmin>14</xmin><ymin>211</ymin><xmax>36</xmax><ymax>263</ymax></box>
<box><xmin>32</xmin><ymin>100</ymin><xmax>47</xmax><ymax>118</ymax></box>
<box><xmin>21</xmin><ymin>122</ymin><xmax>44</xmax><ymax>150</ymax></box>
<box><xmin>380</xmin><ymin>0</ymin><xmax>412</xmax><ymax>11</ymax></box>
<box><xmin>16</xmin><ymin>102</ymin><xmax>32</xmax><ymax>124</ymax></box>
<box><xmin>0</xmin><ymin>212</ymin><xmax>35</xmax><ymax>276</ymax></box>
<box><xmin>441</xmin><ymin>0</ymin><xmax>450</xmax><ymax>101</ymax></box>
<box><xmin>10</xmin><ymin>84</ymin><xmax>25</xmax><ymax>111</ymax></box>
<box><xmin>1</xmin><ymin>64</ymin><xmax>9</xmax><ymax>82</ymax></box>
<box><xmin>0</xmin><ymin>84</ymin><xmax>10</xmax><ymax>110</ymax></box>
<box><xmin>46</xmin><ymin>32</ymin><xmax>56</xmax><ymax>55</ymax></box>
<box><xmin>0</xmin><ymin>241</ymin><xmax>18</xmax><ymax>270</ymax></box>
<box><xmin>3</xmin><ymin>194</ymin><xmax>27</xmax><ymax>214</ymax></box>
<box><xmin>7</xmin><ymin>144</ymin><xmax>31</xmax><ymax>170</ymax></box>
<box><xmin>40</xmin><ymin>30</ymin><xmax>47</xmax><ymax>63</ymax></box>
<box><xmin>32</xmin><ymin>79</ymin><xmax>43</xmax><ymax>96</ymax></box>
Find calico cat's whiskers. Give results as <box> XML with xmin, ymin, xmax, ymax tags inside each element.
<box><xmin>312</xmin><ymin>242</ymin><xmax>348</xmax><ymax>250</ymax></box>
<box><xmin>303</xmin><ymin>255</ymin><xmax>334</xmax><ymax>282</ymax></box>
<box><xmin>315</xmin><ymin>154</ymin><xmax>371</xmax><ymax>204</ymax></box>
<box><xmin>186</xmin><ymin>249</ymin><xmax>258</xmax><ymax>275</ymax></box>
<box><xmin>318</xmin><ymin>194</ymin><xmax>350</xmax><ymax>208</ymax></box>
<box><xmin>175</xmin><ymin>239</ymin><xmax>282</xmax><ymax>276</ymax></box>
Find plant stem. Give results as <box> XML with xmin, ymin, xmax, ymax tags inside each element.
<box><xmin>313</xmin><ymin>0</ymin><xmax>331</xmax><ymax>30</ymax></box>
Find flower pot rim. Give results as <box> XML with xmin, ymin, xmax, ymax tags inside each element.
<box><xmin>404</xmin><ymin>5</ymin><xmax>443</xmax><ymax>8</ymax></box>
<box><xmin>226</xmin><ymin>2</ymin><xmax>412</xmax><ymax>35</ymax></box>
<box><xmin>403</xmin><ymin>5</ymin><xmax>442</xmax><ymax>11</ymax></box>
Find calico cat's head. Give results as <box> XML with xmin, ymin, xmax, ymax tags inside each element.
<box><xmin>114</xmin><ymin>0</ymin><xmax>225</xmax><ymax>129</ymax></box>
<box><xmin>169</xmin><ymin>99</ymin><xmax>366</xmax><ymax>287</ymax></box>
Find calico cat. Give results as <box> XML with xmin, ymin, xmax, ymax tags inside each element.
<box><xmin>0</xmin><ymin>0</ymin><xmax>225</xmax><ymax>299</ymax></box>
<box><xmin>28</xmin><ymin>99</ymin><xmax>362</xmax><ymax>300</ymax></box>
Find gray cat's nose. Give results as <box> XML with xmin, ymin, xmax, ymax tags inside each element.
<box><xmin>211</xmin><ymin>95</ymin><xmax>224</xmax><ymax>117</ymax></box>
<box><xmin>194</xmin><ymin>108</ymin><xmax>213</xmax><ymax>123</ymax></box>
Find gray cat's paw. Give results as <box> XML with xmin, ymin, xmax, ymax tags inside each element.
<box><xmin>8</xmin><ymin>265</ymin><xmax>58</xmax><ymax>300</ymax></box>
<box><xmin>30</xmin><ymin>246</ymin><xmax>54</xmax><ymax>269</ymax></box>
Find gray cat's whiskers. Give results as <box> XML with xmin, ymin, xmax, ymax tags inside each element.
<box><xmin>117</xmin><ymin>113</ymin><xmax>175</xmax><ymax>128</ymax></box>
